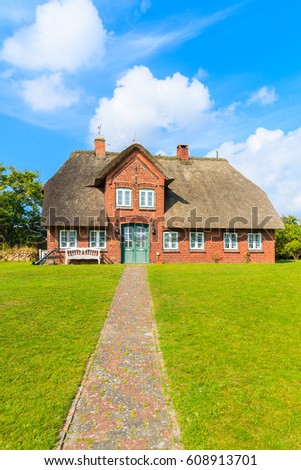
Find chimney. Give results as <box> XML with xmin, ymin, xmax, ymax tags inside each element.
<box><xmin>177</xmin><ymin>144</ymin><xmax>189</xmax><ymax>160</ymax></box>
<box><xmin>94</xmin><ymin>137</ymin><xmax>106</xmax><ymax>157</ymax></box>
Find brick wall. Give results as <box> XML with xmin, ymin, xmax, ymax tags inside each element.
<box><xmin>160</xmin><ymin>229</ymin><xmax>275</xmax><ymax>264</ymax></box>
<box><xmin>47</xmin><ymin>226</ymin><xmax>275</xmax><ymax>264</ymax></box>
<box><xmin>104</xmin><ymin>150</ymin><xmax>165</xmax><ymax>264</ymax></box>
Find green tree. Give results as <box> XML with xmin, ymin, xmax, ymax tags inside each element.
<box><xmin>284</xmin><ymin>240</ymin><xmax>301</xmax><ymax>260</ymax></box>
<box><xmin>0</xmin><ymin>164</ymin><xmax>46</xmax><ymax>247</ymax></box>
<box><xmin>275</xmin><ymin>215</ymin><xmax>301</xmax><ymax>260</ymax></box>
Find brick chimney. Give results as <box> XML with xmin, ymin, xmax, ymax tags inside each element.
<box><xmin>177</xmin><ymin>144</ymin><xmax>189</xmax><ymax>160</ymax></box>
<box><xmin>94</xmin><ymin>137</ymin><xmax>106</xmax><ymax>157</ymax></box>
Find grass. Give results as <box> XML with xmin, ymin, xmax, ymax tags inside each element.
<box><xmin>147</xmin><ymin>262</ymin><xmax>301</xmax><ymax>450</ymax></box>
<box><xmin>0</xmin><ymin>262</ymin><xmax>123</xmax><ymax>449</ymax></box>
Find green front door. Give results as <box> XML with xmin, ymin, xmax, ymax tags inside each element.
<box><xmin>121</xmin><ymin>224</ymin><xmax>149</xmax><ymax>264</ymax></box>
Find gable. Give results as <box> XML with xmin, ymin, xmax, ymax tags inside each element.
<box><xmin>94</xmin><ymin>143</ymin><xmax>173</xmax><ymax>186</ymax></box>
<box><xmin>107</xmin><ymin>151</ymin><xmax>162</xmax><ymax>186</ymax></box>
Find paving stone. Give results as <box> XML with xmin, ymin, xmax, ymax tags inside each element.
<box><xmin>59</xmin><ymin>266</ymin><xmax>181</xmax><ymax>450</ymax></box>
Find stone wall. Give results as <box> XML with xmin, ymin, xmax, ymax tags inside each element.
<box><xmin>0</xmin><ymin>247</ymin><xmax>38</xmax><ymax>262</ymax></box>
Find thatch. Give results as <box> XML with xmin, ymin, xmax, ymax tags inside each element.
<box><xmin>42</xmin><ymin>151</ymin><xmax>117</xmax><ymax>227</ymax></box>
<box><xmin>158</xmin><ymin>157</ymin><xmax>284</xmax><ymax>229</ymax></box>
<box><xmin>42</xmin><ymin>145</ymin><xmax>284</xmax><ymax>229</ymax></box>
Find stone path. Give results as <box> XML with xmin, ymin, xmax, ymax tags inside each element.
<box><xmin>59</xmin><ymin>266</ymin><xmax>181</xmax><ymax>450</ymax></box>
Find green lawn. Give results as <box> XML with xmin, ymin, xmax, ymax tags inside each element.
<box><xmin>0</xmin><ymin>262</ymin><xmax>123</xmax><ymax>449</ymax></box>
<box><xmin>147</xmin><ymin>262</ymin><xmax>301</xmax><ymax>450</ymax></box>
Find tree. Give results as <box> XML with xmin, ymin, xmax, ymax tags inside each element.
<box><xmin>275</xmin><ymin>215</ymin><xmax>301</xmax><ymax>260</ymax></box>
<box><xmin>284</xmin><ymin>240</ymin><xmax>301</xmax><ymax>261</ymax></box>
<box><xmin>0</xmin><ymin>165</ymin><xmax>46</xmax><ymax>247</ymax></box>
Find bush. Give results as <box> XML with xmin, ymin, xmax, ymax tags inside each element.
<box><xmin>275</xmin><ymin>215</ymin><xmax>301</xmax><ymax>260</ymax></box>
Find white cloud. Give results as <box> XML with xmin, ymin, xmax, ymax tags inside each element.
<box><xmin>1</xmin><ymin>0</ymin><xmax>106</xmax><ymax>72</ymax></box>
<box><xmin>206</xmin><ymin>127</ymin><xmax>301</xmax><ymax>216</ymax></box>
<box><xmin>107</xmin><ymin>5</ymin><xmax>240</xmax><ymax>69</ymax></box>
<box><xmin>248</xmin><ymin>86</ymin><xmax>277</xmax><ymax>106</ymax></box>
<box><xmin>140</xmin><ymin>0</ymin><xmax>152</xmax><ymax>13</ymax></box>
<box><xmin>195</xmin><ymin>67</ymin><xmax>208</xmax><ymax>80</ymax></box>
<box><xmin>89</xmin><ymin>65</ymin><xmax>212</xmax><ymax>149</ymax></box>
<box><xmin>20</xmin><ymin>73</ymin><xmax>80</xmax><ymax>111</ymax></box>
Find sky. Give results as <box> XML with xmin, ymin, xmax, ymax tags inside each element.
<box><xmin>0</xmin><ymin>0</ymin><xmax>300</xmax><ymax>217</ymax></box>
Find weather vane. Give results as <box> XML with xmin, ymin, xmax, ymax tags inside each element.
<box><xmin>97</xmin><ymin>124</ymin><xmax>102</xmax><ymax>137</ymax></box>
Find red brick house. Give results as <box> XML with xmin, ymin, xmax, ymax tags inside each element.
<box><xmin>42</xmin><ymin>138</ymin><xmax>284</xmax><ymax>264</ymax></box>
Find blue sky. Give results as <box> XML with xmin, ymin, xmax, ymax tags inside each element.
<box><xmin>0</xmin><ymin>0</ymin><xmax>300</xmax><ymax>216</ymax></box>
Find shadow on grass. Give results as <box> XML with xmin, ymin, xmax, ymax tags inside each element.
<box><xmin>276</xmin><ymin>259</ymin><xmax>296</xmax><ymax>264</ymax></box>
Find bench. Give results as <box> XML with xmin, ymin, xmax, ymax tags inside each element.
<box><xmin>65</xmin><ymin>248</ymin><xmax>102</xmax><ymax>264</ymax></box>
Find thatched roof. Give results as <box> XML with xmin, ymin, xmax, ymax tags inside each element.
<box><xmin>158</xmin><ymin>157</ymin><xmax>284</xmax><ymax>229</ymax></box>
<box><xmin>42</xmin><ymin>145</ymin><xmax>284</xmax><ymax>229</ymax></box>
<box><xmin>42</xmin><ymin>151</ymin><xmax>117</xmax><ymax>227</ymax></box>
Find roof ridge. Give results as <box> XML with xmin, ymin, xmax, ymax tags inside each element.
<box><xmin>154</xmin><ymin>156</ymin><xmax>228</xmax><ymax>162</ymax></box>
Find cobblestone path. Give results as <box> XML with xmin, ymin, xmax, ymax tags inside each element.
<box><xmin>60</xmin><ymin>266</ymin><xmax>181</xmax><ymax>450</ymax></box>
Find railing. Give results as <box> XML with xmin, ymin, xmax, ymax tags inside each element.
<box><xmin>65</xmin><ymin>248</ymin><xmax>103</xmax><ymax>265</ymax></box>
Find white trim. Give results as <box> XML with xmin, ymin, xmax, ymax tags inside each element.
<box><xmin>224</xmin><ymin>232</ymin><xmax>238</xmax><ymax>250</ymax></box>
<box><xmin>139</xmin><ymin>189</ymin><xmax>155</xmax><ymax>208</ymax></box>
<box><xmin>116</xmin><ymin>188</ymin><xmax>132</xmax><ymax>207</ymax></box>
<box><xmin>190</xmin><ymin>232</ymin><xmax>204</xmax><ymax>250</ymax></box>
<box><xmin>248</xmin><ymin>232</ymin><xmax>262</xmax><ymax>250</ymax></box>
<box><xmin>163</xmin><ymin>231</ymin><xmax>179</xmax><ymax>250</ymax></box>
<box><xmin>89</xmin><ymin>230</ymin><xmax>106</xmax><ymax>249</ymax></box>
<box><xmin>59</xmin><ymin>230</ymin><xmax>77</xmax><ymax>249</ymax></box>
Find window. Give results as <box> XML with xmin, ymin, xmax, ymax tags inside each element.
<box><xmin>139</xmin><ymin>189</ymin><xmax>155</xmax><ymax>208</ymax></box>
<box><xmin>135</xmin><ymin>226</ymin><xmax>147</xmax><ymax>249</ymax></box>
<box><xmin>60</xmin><ymin>230</ymin><xmax>77</xmax><ymax>249</ymax></box>
<box><xmin>163</xmin><ymin>231</ymin><xmax>179</xmax><ymax>250</ymax></box>
<box><xmin>224</xmin><ymin>232</ymin><xmax>238</xmax><ymax>250</ymax></box>
<box><xmin>89</xmin><ymin>230</ymin><xmax>106</xmax><ymax>249</ymax></box>
<box><xmin>190</xmin><ymin>232</ymin><xmax>204</xmax><ymax>250</ymax></box>
<box><xmin>116</xmin><ymin>188</ymin><xmax>132</xmax><ymax>207</ymax></box>
<box><xmin>123</xmin><ymin>226</ymin><xmax>133</xmax><ymax>249</ymax></box>
<box><xmin>248</xmin><ymin>233</ymin><xmax>262</xmax><ymax>250</ymax></box>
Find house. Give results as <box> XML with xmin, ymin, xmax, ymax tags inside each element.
<box><xmin>41</xmin><ymin>138</ymin><xmax>284</xmax><ymax>264</ymax></box>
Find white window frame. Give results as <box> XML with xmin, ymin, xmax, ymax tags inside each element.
<box><xmin>139</xmin><ymin>189</ymin><xmax>155</xmax><ymax>209</ymax></box>
<box><xmin>248</xmin><ymin>233</ymin><xmax>262</xmax><ymax>250</ymax></box>
<box><xmin>224</xmin><ymin>232</ymin><xmax>238</xmax><ymax>250</ymax></box>
<box><xmin>60</xmin><ymin>230</ymin><xmax>77</xmax><ymax>249</ymax></box>
<box><xmin>190</xmin><ymin>232</ymin><xmax>205</xmax><ymax>250</ymax></box>
<box><xmin>89</xmin><ymin>230</ymin><xmax>106</xmax><ymax>249</ymax></box>
<box><xmin>163</xmin><ymin>231</ymin><xmax>179</xmax><ymax>250</ymax></box>
<box><xmin>116</xmin><ymin>188</ymin><xmax>132</xmax><ymax>208</ymax></box>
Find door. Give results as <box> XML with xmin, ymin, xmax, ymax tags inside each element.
<box><xmin>121</xmin><ymin>224</ymin><xmax>149</xmax><ymax>264</ymax></box>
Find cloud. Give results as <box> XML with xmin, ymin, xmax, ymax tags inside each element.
<box><xmin>106</xmin><ymin>5</ymin><xmax>240</xmax><ymax>69</ymax></box>
<box><xmin>248</xmin><ymin>86</ymin><xmax>277</xmax><ymax>106</ymax></box>
<box><xmin>89</xmin><ymin>65</ymin><xmax>212</xmax><ymax>149</ymax></box>
<box><xmin>206</xmin><ymin>127</ymin><xmax>301</xmax><ymax>216</ymax></box>
<box><xmin>140</xmin><ymin>0</ymin><xmax>152</xmax><ymax>13</ymax></box>
<box><xmin>0</xmin><ymin>68</ymin><xmax>14</xmax><ymax>79</ymax></box>
<box><xmin>195</xmin><ymin>67</ymin><xmax>208</xmax><ymax>80</ymax></box>
<box><xmin>19</xmin><ymin>73</ymin><xmax>80</xmax><ymax>111</ymax></box>
<box><xmin>0</xmin><ymin>0</ymin><xmax>106</xmax><ymax>72</ymax></box>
